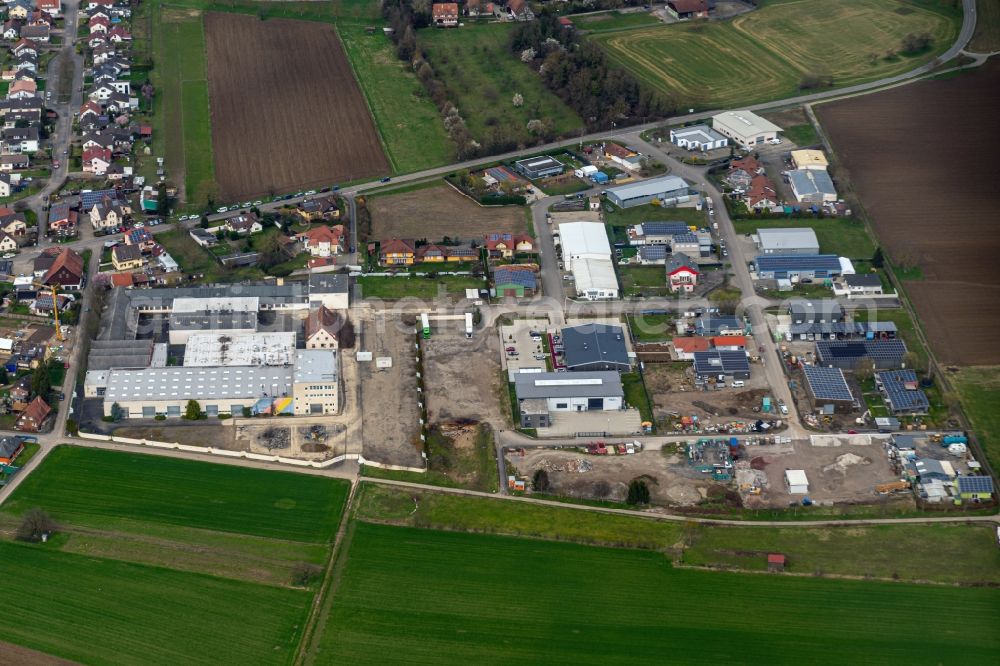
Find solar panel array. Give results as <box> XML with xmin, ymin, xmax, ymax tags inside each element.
<box><xmin>957</xmin><ymin>476</ymin><xmax>994</xmax><ymax>494</ymax></box>
<box><xmin>494</xmin><ymin>268</ymin><xmax>536</xmax><ymax>288</ymax></box>
<box><xmin>816</xmin><ymin>339</ymin><xmax>908</xmax><ymax>370</ymax></box>
<box><xmin>692</xmin><ymin>350</ymin><xmax>750</xmax><ymax>376</ymax></box>
<box><xmin>80</xmin><ymin>188</ymin><xmax>119</xmax><ymax>209</ymax></box>
<box><xmin>641</xmin><ymin>221</ymin><xmax>690</xmax><ymax>236</ymax></box>
<box><xmin>639</xmin><ymin>245</ymin><xmax>667</xmax><ymax>261</ymax></box>
<box><xmin>803</xmin><ymin>366</ymin><xmax>853</xmax><ymax>402</ymax></box>
<box><xmin>756</xmin><ymin>254</ymin><xmax>842</xmax><ymax>272</ymax></box>
<box><xmin>876</xmin><ymin>369</ymin><xmax>929</xmax><ymax>413</ymax></box>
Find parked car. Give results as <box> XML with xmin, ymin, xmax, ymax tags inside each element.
<box><xmin>505</xmin><ymin>347</ymin><xmax>516</xmax><ymax>353</ymax></box>
<box><xmin>216</xmin><ymin>206</ymin><xmax>227</xmax><ymax>213</ymax></box>
<box><xmin>380</xmin><ymin>177</ymin><xmax>391</xmax><ymax>183</ymax></box>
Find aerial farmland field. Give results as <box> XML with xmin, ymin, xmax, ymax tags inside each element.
<box><xmin>0</xmin><ymin>447</ymin><xmax>352</xmax><ymax>664</ymax></box>
<box><xmin>592</xmin><ymin>0</ymin><xmax>961</xmax><ymax>109</ymax></box>
<box><xmin>311</xmin><ymin>521</ymin><xmax>1000</xmax><ymax>665</ymax></box>
<box><xmin>816</xmin><ymin>60</ymin><xmax>1000</xmax><ymax>366</ymax></box>
<box><xmin>204</xmin><ymin>12</ymin><xmax>390</xmax><ymax>201</ymax></box>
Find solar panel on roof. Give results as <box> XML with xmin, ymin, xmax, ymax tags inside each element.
<box><xmin>957</xmin><ymin>476</ymin><xmax>994</xmax><ymax>494</ymax></box>
<box><xmin>877</xmin><ymin>370</ymin><xmax>929</xmax><ymax>412</ymax></box>
<box><xmin>756</xmin><ymin>254</ymin><xmax>842</xmax><ymax>270</ymax></box>
<box><xmin>641</xmin><ymin>221</ymin><xmax>690</xmax><ymax>235</ymax></box>
<box><xmin>692</xmin><ymin>350</ymin><xmax>749</xmax><ymax>375</ymax></box>
<box><xmin>803</xmin><ymin>366</ymin><xmax>852</xmax><ymax>401</ymax></box>
<box><xmin>80</xmin><ymin>189</ymin><xmax>118</xmax><ymax>209</ymax></box>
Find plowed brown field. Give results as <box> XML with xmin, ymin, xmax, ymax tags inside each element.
<box><xmin>204</xmin><ymin>13</ymin><xmax>389</xmax><ymax>201</ymax></box>
<box><xmin>817</xmin><ymin>62</ymin><xmax>1000</xmax><ymax>366</ymax></box>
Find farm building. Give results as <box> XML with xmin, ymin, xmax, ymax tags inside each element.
<box><xmin>803</xmin><ymin>365</ymin><xmax>855</xmax><ymax>414</ymax></box>
<box><xmin>956</xmin><ymin>476</ymin><xmax>994</xmax><ymax>502</ymax></box>
<box><xmin>754</xmin><ymin>227</ymin><xmax>819</xmax><ymax>255</ymax></box>
<box><xmin>494</xmin><ymin>266</ymin><xmax>536</xmax><ymax>298</ymax></box>
<box><xmin>669</xmin><ymin>124</ymin><xmax>727</xmax><ymax>151</ymax></box>
<box><xmin>666</xmin><ymin>0</ymin><xmax>709</xmax><ymax>19</ymax></box>
<box><xmin>712</xmin><ymin>110</ymin><xmax>782</xmax><ymax>148</ymax></box>
<box><xmin>695</xmin><ymin>315</ymin><xmax>744</xmax><ymax>337</ymax></box>
<box><xmin>666</xmin><ymin>253</ymin><xmax>699</xmax><ymax>293</ymax></box>
<box><xmin>790</xmin><ymin>149</ymin><xmax>828</xmax><ymax>170</ymax></box>
<box><xmin>784</xmin><ymin>469</ymin><xmax>809</xmax><ymax>495</ymax></box>
<box><xmin>787</xmin><ymin>299</ymin><xmax>844</xmax><ymax>324</ymax></box>
<box><xmin>513</xmin><ymin>371</ymin><xmax>624</xmax><ymax>428</ymax></box>
<box><xmin>692</xmin><ymin>350</ymin><xmax>750</xmax><ymax>380</ymax></box>
<box><xmin>815</xmin><ymin>339</ymin><xmax>908</xmax><ymax>371</ymax></box>
<box><xmin>561</xmin><ymin>323</ymin><xmax>631</xmax><ymax>373</ymax></box>
<box><xmin>874</xmin><ymin>369</ymin><xmax>929</xmax><ymax>415</ymax></box>
<box><xmin>605</xmin><ymin>175</ymin><xmax>690</xmax><ymax>209</ymax></box>
<box><xmin>627</xmin><ymin>220</ymin><xmax>691</xmax><ymax>246</ymax></box>
<box><xmin>754</xmin><ymin>254</ymin><xmax>843</xmax><ymax>280</ymax></box>
<box><xmin>788</xmin><ymin>169</ymin><xmax>837</xmax><ymax>204</ymax></box>
<box><xmin>513</xmin><ymin>155</ymin><xmax>564</xmax><ymax>180</ymax></box>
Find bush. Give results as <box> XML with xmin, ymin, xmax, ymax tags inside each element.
<box><xmin>242</xmin><ymin>407</ymin><xmax>252</xmax><ymax>418</ymax></box>
<box><xmin>532</xmin><ymin>468</ymin><xmax>550</xmax><ymax>492</ymax></box>
<box><xmin>217</xmin><ymin>413</ymin><xmax>232</xmax><ymax>420</ymax></box>
<box><xmin>65</xmin><ymin>418</ymin><xmax>78</xmax><ymax>435</ymax></box>
<box><xmin>901</xmin><ymin>32</ymin><xmax>933</xmax><ymax>54</ymax></box>
<box><xmin>626</xmin><ymin>479</ymin><xmax>651</xmax><ymax>506</ymax></box>
<box><xmin>154</xmin><ymin>414</ymin><xmax>166</xmax><ymax>421</ymax></box>
<box><xmin>291</xmin><ymin>562</ymin><xmax>323</xmax><ymax>587</ymax></box>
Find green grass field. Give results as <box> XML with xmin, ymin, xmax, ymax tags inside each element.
<box><xmin>593</xmin><ymin>0</ymin><xmax>962</xmax><ymax>109</ymax></box>
<box><xmin>151</xmin><ymin>5</ymin><xmax>216</xmax><ymax>208</ymax></box>
<box><xmin>731</xmin><ymin>217</ymin><xmax>876</xmax><ymax>260</ymax></box>
<box><xmin>0</xmin><ymin>540</ymin><xmax>311</xmax><ymax>665</ymax></box>
<box><xmin>2</xmin><ymin>447</ymin><xmax>349</xmax><ymax>543</ymax></box>
<box><xmin>573</xmin><ymin>10</ymin><xmax>664</xmax><ymax>33</ymax></box>
<box><xmin>619</xmin><ymin>264</ymin><xmax>668</xmax><ymax>297</ymax></box>
<box><xmin>357</xmin><ymin>274</ymin><xmax>484</xmax><ymax>299</ymax></box>
<box><xmin>969</xmin><ymin>0</ymin><xmax>1000</xmax><ymax>52</ymax></box>
<box><xmin>952</xmin><ymin>366</ymin><xmax>1000</xmax><ymax>473</ymax></box>
<box><xmin>314</xmin><ymin>521</ymin><xmax>1000</xmax><ymax>664</ymax></box>
<box><xmin>339</xmin><ymin>24</ymin><xmax>456</xmax><ymax>173</ymax></box>
<box><xmin>418</xmin><ymin>23</ymin><xmax>584</xmax><ymax>144</ymax></box>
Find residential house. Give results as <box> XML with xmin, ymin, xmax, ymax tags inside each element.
<box><xmin>379</xmin><ymin>238</ymin><xmax>415</xmax><ymax>266</ymax></box>
<box><xmin>432</xmin><ymin>3</ymin><xmax>459</xmax><ymax>27</ymax></box>
<box><xmin>41</xmin><ymin>248</ymin><xmax>85</xmax><ymax>289</ymax></box>
<box><xmin>603</xmin><ymin>142</ymin><xmax>643</xmax><ymax>171</ymax></box>
<box><xmin>30</xmin><ymin>292</ymin><xmax>72</xmax><ymax>316</ymax></box>
<box><xmin>711</xmin><ymin>335</ymin><xmax>748</xmax><ymax>352</ymax></box>
<box><xmin>696</xmin><ymin>315</ymin><xmax>744</xmax><ymax>337</ymax></box>
<box><xmin>0</xmin><ymin>232</ymin><xmax>18</xmax><ymax>254</ymax></box>
<box><xmin>2</xmin><ymin>126</ymin><xmax>39</xmax><ymax>153</ymax></box>
<box><xmin>305</xmin><ymin>304</ymin><xmax>343</xmax><ymax>350</ymax></box>
<box><xmin>20</xmin><ymin>24</ymin><xmax>49</xmax><ymax>42</ymax></box>
<box><xmin>9</xmin><ymin>375</ymin><xmax>32</xmax><ymax>405</ymax></box>
<box><xmin>107</xmin><ymin>26</ymin><xmax>131</xmax><ymax>42</ymax></box>
<box><xmin>82</xmin><ymin>146</ymin><xmax>112</xmax><ymax>175</ymax></box>
<box><xmin>223</xmin><ymin>212</ymin><xmax>263</xmax><ymax>235</ymax></box>
<box><xmin>47</xmin><ymin>203</ymin><xmax>78</xmax><ymax>235</ymax></box>
<box><xmin>189</xmin><ymin>227</ymin><xmax>218</xmax><ymax>248</ymax></box>
<box><xmin>0</xmin><ymin>436</ymin><xmax>24</xmax><ymax>464</ymax></box>
<box><xmin>2</xmin><ymin>21</ymin><xmax>21</xmax><ymax>41</ymax></box>
<box><xmin>497</xmin><ymin>0</ymin><xmax>532</xmax><ymax>21</ymax></box>
<box><xmin>0</xmin><ymin>154</ymin><xmax>28</xmax><ymax>172</ymax></box>
<box><xmin>627</xmin><ymin>221</ymin><xmax>690</xmax><ymax>246</ymax></box>
<box><xmin>0</xmin><ymin>173</ymin><xmax>12</xmax><ymax>198</ymax></box>
<box><xmin>637</xmin><ymin>245</ymin><xmax>667</xmax><ymax>264</ymax></box>
<box><xmin>124</xmin><ymin>227</ymin><xmax>156</xmax><ymax>252</ymax></box>
<box><xmin>38</xmin><ymin>0</ymin><xmax>62</xmax><ymax>17</ymax></box>
<box><xmin>81</xmin><ymin>131</ymin><xmax>115</xmax><ymax>152</ymax></box>
<box><xmin>8</xmin><ymin>1</ymin><xmax>32</xmax><ymax>21</ymax></box>
<box><xmin>746</xmin><ymin>174</ymin><xmax>781</xmax><ymax>212</ymax></box>
<box><xmin>88</xmin><ymin>195</ymin><xmax>127</xmax><ymax>229</ymax></box>
<box><xmin>417</xmin><ymin>243</ymin><xmax>477</xmax><ymax>263</ymax></box>
<box><xmin>7</xmin><ymin>78</ymin><xmax>37</xmax><ymax>100</ymax></box>
<box><xmin>79</xmin><ymin>100</ymin><xmax>102</xmax><ymax>123</ymax></box>
<box><xmin>666</xmin><ymin>253</ymin><xmax>699</xmax><ymax>293</ymax></box>
<box><xmin>466</xmin><ymin>0</ymin><xmax>486</xmax><ymax>16</ymax></box>
<box><xmin>672</xmin><ymin>336</ymin><xmax>711</xmax><ymax>361</ymax></box>
<box><xmin>0</xmin><ymin>208</ymin><xmax>26</xmax><ymax>236</ymax></box>
<box><xmin>834</xmin><ymin>273</ymin><xmax>884</xmax><ymax>296</ymax></box>
<box><xmin>16</xmin><ymin>396</ymin><xmax>50</xmax><ymax>432</ymax></box>
<box><xmin>298</xmin><ymin>225</ymin><xmax>344</xmax><ymax>258</ymax></box>
<box><xmin>484</xmin><ymin>232</ymin><xmax>534</xmax><ymax>259</ymax></box>
<box><xmin>726</xmin><ymin>155</ymin><xmax>764</xmax><ymax>189</ymax></box>
<box><xmin>11</xmin><ymin>38</ymin><xmax>38</xmax><ymax>59</ymax></box>
<box><xmin>112</xmin><ymin>243</ymin><xmax>144</xmax><ymax>271</ymax></box>
<box><xmin>295</xmin><ymin>196</ymin><xmax>340</xmax><ymax>222</ymax></box>
<box><xmin>874</xmin><ymin>369</ymin><xmax>929</xmax><ymax>415</ymax></box>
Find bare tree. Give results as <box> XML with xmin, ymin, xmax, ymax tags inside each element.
<box><xmin>16</xmin><ymin>508</ymin><xmax>57</xmax><ymax>542</ymax></box>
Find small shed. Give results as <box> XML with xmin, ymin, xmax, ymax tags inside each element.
<box><xmin>784</xmin><ymin>469</ymin><xmax>809</xmax><ymax>494</ymax></box>
<box><xmin>767</xmin><ymin>553</ymin><xmax>786</xmax><ymax>572</ymax></box>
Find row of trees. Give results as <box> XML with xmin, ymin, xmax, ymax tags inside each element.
<box><xmin>509</xmin><ymin>13</ymin><xmax>676</xmax><ymax>131</ymax></box>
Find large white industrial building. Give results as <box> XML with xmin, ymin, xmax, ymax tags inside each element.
<box><xmin>604</xmin><ymin>175</ymin><xmax>690</xmax><ymax>209</ymax></box>
<box><xmin>182</xmin><ymin>332</ymin><xmax>297</xmax><ymax>367</ymax></box>
<box><xmin>712</xmin><ymin>110</ymin><xmax>782</xmax><ymax>148</ymax></box>
<box><xmin>559</xmin><ymin>222</ymin><xmax>619</xmax><ymax>300</ymax></box>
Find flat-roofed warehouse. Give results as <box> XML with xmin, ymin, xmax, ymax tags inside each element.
<box><xmin>754</xmin><ymin>227</ymin><xmax>819</xmax><ymax>255</ymax></box>
<box><xmin>102</xmin><ymin>365</ymin><xmax>294</xmax><ymax>418</ymax></box>
<box><xmin>183</xmin><ymin>332</ymin><xmax>296</xmax><ymax>367</ymax></box>
<box><xmin>513</xmin><ymin>371</ymin><xmax>623</xmax><ymax>428</ymax></box>
<box><xmin>803</xmin><ymin>365</ymin><xmax>855</xmax><ymax>413</ymax></box>
<box><xmin>87</xmin><ymin>339</ymin><xmax>155</xmax><ymax>370</ymax></box>
<box><xmin>513</xmin><ymin>155</ymin><xmax>565</xmax><ymax>180</ymax></box>
<box><xmin>168</xmin><ymin>310</ymin><xmax>258</xmax><ymax>345</ymax></box>
<box><xmin>604</xmin><ymin>175</ymin><xmax>690</xmax><ymax>209</ymax></box>
<box><xmin>711</xmin><ymin>110</ymin><xmax>782</xmax><ymax>148</ymax></box>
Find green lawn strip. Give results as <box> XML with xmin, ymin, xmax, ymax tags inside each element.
<box><xmin>418</xmin><ymin>23</ymin><xmax>584</xmax><ymax>144</ymax></box>
<box><xmin>338</xmin><ymin>24</ymin><xmax>455</xmax><ymax>174</ymax></box>
<box><xmin>12</xmin><ymin>442</ymin><xmax>40</xmax><ymax>467</ymax></box>
<box><xmin>730</xmin><ymin>217</ymin><xmax>876</xmax><ymax>260</ymax></box>
<box><xmin>621</xmin><ymin>371</ymin><xmax>654</xmax><ymax>423</ymax></box>
<box><xmin>153</xmin><ymin>0</ymin><xmax>379</xmax><ymax>22</ymax></box>
<box><xmin>682</xmin><ymin>522</ymin><xmax>1000</xmax><ymax>585</ymax></box>
<box><xmin>952</xmin><ymin>366</ymin><xmax>1000</xmax><ymax>474</ymax></box>
<box><xmin>574</xmin><ymin>10</ymin><xmax>665</xmax><ymax>33</ymax></box>
<box><xmin>314</xmin><ymin>521</ymin><xmax>1000</xmax><ymax>665</ymax></box>
<box><xmin>0</xmin><ymin>540</ymin><xmax>311</xmax><ymax>665</ymax></box>
<box><xmin>1</xmin><ymin>446</ymin><xmax>350</xmax><ymax>543</ymax></box>
<box><xmin>180</xmin><ymin>79</ymin><xmax>216</xmax><ymax>206</ymax></box>
<box><xmin>780</xmin><ymin>122</ymin><xmax>820</xmax><ymax>146</ymax></box>
<box><xmin>619</xmin><ymin>265</ymin><xmax>667</xmax><ymax>298</ymax></box>
<box><xmin>357</xmin><ymin>274</ymin><xmax>484</xmax><ymax>300</ymax></box>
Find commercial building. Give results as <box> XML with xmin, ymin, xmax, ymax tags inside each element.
<box><xmin>308</xmin><ymin>273</ymin><xmax>349</xmax><ymax>310</ymax></box>
<box><xmin>803</xmin><ymin>365</ymin><xmax>854</xmax><ymax>413</ymax></box>
<box><xmin>669</xmin><ymin>124</ymin><xmax>727</xmax><ymax>151</ymax></box>
<box><xmin>754</xmin><ymin>227</ymin><xmax>819</xmax><ymax>256</ymax></box>
<box><xmin>695</xmin><ymin>315</ymin><xmax>743</xmax><ymax>336</ymax></box>
<box><xmin>787</xmin><ymin>299</ymin><xmax>844</xmax><ymax>325</ymax></box>
<box><xmin>790</xmin><ymin>149</ymin><xmax>828</xmax><ymax>170</ymax></box>
<box><xmin>182</xmin><ymin>332</ymin><xmax>296</xmax><ymax>367</ymax></box>
<box><xmin>627</xmin><ymin>221</ymin><xmax>691</xmax><ymax>246</ymax></box>
<box><xmin>560</xmin><ymin>221</ymin><xmax>618</xmax><ymax>300</ymax></box>
<box><xmin>573</xmin><ymin>258</ymin><xmax>619</xmax><ymax>300</ymax></box>
<box><xmin>513</xmin><ymin>155</ymin><xmax>564</xmax><ymax>180</ymax></box>
<box><xmin>168</xmin><ymin>310</ymin><xmax>258</xmax><ymax>345</ymax></box>
<box><xmin>816</xmin><ymin>339</ymin><xmax>908</xmax><ymax>371</ymax></box>
<box><xmin>754</xmin><ymin>254</ymin><xmax>843</xmax><ymax>280</ymax></box>
<box><xmin>292</xmin><ymin>350</ymin><xmax>339</xmax><ymax>415</ymax></box>
<box><xmin>604</xmin><ymin>175</ymin><xmax>690</xmax><ymax>209</ymax></box>
<box><xmin>561</xmin><ymin>324</ymin><xmax>631</xmax><ymax>373</ymax></box>
<box><xmin>513</xmin><ymin>371</ymin><xmax>624</xmax><ymax>428</ymax></box>
<box><xmin>692</xmin><ymin>350</ymin><xmax>751</xmax><ymax>380</ymax></box>
<box><xmin>784</xmin><ymin>469</ymin><xmax>809</xmax><ymax>494</ymax></box>
<box><xmin>788</xmin><ymin>169</ymin><xmax>837</xmax><ymax>204</ymax></box>
<box><xmin>711</xmin><ymin>110</ymin><xmax>782</xmax><ymax>148</ymax></box>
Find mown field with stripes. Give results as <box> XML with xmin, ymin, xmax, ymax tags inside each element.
<box><xmin>592</xmin><ymin>0</ymin><xmax>962</xmax><ymax>109</ymax></box>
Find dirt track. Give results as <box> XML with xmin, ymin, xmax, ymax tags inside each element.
<box><xmin>205</xmin><ymin>13</ymin><xmax>389</xmax><ymax>200</ymax></box>
<box><xmin>816</xmin><ymin>61</ymin><xmax>1000</xmax><ymax>365</ymax></box>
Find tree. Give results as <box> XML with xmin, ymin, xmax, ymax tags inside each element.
<box><xmin>853</xmin><ymin>359</ymin><xmax>874</xmax><ymax>383</ymax></box>
<box><xmin>157</xmin><ymin>183</ymin><xmax>168</xmax><ymax>216</ymax></box>
<box><xmin>902</xmin><ymin>351</ymin><xmax>922</xmax><ymax>373</ymax></box>
<box><xmin>871</xmin><ymin>247</ymin><xmax>884</xmax><ymax>269</ymax></box>
<box><xmin>110</xmin><ymin>402</ymin><xmax>123</xmax><ymax>422</ymax></box>
<box><xmin>901</xmin><ymin>32</ymin><xmax>932</xmax><ymax>54</ymax></box>
<box><xmin>31</xmin><ymin>362</ymin><xmax>51</xmax><ymax>399</ymax></box>
<box><xmin>184</xmin><ymin>399</ymin><xmax>201</xmax><ymax>420</ymax></box>
<box><xmin>532</xmin><ymin>468</ymin><xmax>550</xmax><ymax>492</ymax></box>
<box><xmin>16</xmin><ymin>508</ymin><xmax>57</xmax><ymax>542</ymax></box>
<box><xmin>0</xmin><ymin>367</ymin><xmax>8</xmax><ymax>385</ymax></box>
<box><xmin>472</xmin><ymin>306</ymin><xmax>482</xmax><ymax>327</ymax></box>
<box><xmin>626</xmin><ymin>479</ymin><xmax>650</xmax><ymax>505</ymax></box>
<box><xmin>66</xmin><ymin>418</ymin><xmax>79</xmax><ymax>436</ymax></box>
